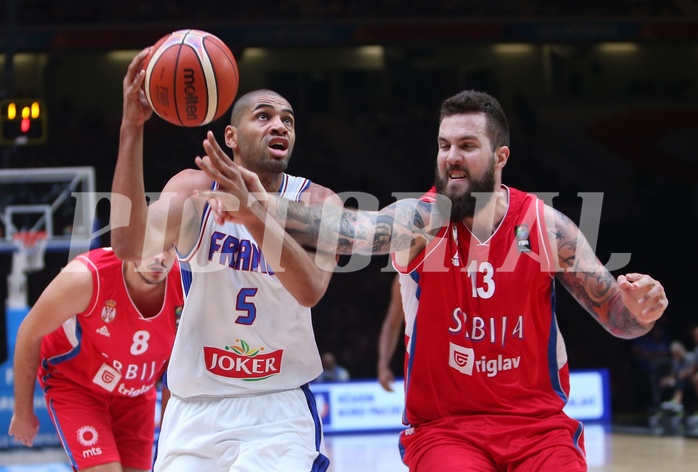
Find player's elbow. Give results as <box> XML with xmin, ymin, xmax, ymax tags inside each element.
<box><xmin>296</xmin><ymin>288</ymin><xmax>324</xmax><ymax>308</ymax></box>
<box><xmin>295</xmin><ymin>280</ymin><xmax>329</xmax><ymax>307</ymax></box>
<box><xmin>110</xmin><ymin>235</ymin><xmax>142</xmax><ymax>262</ymax></box>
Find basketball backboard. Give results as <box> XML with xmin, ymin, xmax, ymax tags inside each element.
<box><xmin>0</xmin><ymin>166</ymin><xmax>97</xmax><ymax>254</ymax></box>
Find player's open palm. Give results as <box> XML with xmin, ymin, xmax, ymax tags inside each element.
<box><xmin>617</xmin><ymin>273</ymin><xmax>668</xmax><ymax>325</ymax></box>
<box><xmin>196</xmin><ymin>131</ymin><xmax>268</xmax><ymax>225</ymax></box>
<box><xmin>8</xmin><ymin>412</ymin><xmax>40</xmax><ymax>447</ymax></box>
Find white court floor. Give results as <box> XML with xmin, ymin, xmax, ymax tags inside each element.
<box><xmin>2</xmin><ymin>425</ymin><xmax>698</xmax><ymax>471</ymax></box>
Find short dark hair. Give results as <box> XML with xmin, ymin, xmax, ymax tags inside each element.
<box><xmin>230</xmin><ymin>89</ymin><xmax>288</xmax><ymax>126</ymax></box>
<box><xmin>439</xmin><ymin>90</ymin><xmax>510</xmax><ymax>150</ymax></box>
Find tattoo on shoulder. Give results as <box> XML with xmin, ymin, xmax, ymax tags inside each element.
<box><xmin>550</xmin><ymin>210</ymin><xmax>597</xmax><ymax>272</ymax></box>
<box><xmin>550</xmin><ymin>211</ymin><xmax>574</xmax><ymax>238</ymax></box>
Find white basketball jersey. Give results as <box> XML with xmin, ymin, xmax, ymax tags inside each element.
<box><xmin>167</xmin><ymin>174</ymin><xmax>323</xmax><ymax>397</ymax></box>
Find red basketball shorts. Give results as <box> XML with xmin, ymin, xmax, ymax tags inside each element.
<box><xmin>42</xmin><ymin>374</ymin><xmax>156</xmax><ymax>470</ymax></box>
<box><xmin>399</xmin><ymin>413</ymin><xmax>587</xmax><ymax>472</ymax></box>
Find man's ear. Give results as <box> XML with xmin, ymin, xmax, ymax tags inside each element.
<box><xmin>496</xmin><ymin>146</ymin><xmax>510</xmax><ymax>169</ymax></box>
<box><xmin>225</xmin><ymin>125</ymin><xmax>238</xmax><ymax>151</ymax></box>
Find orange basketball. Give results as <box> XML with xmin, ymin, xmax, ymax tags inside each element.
<box><xmin>142</xmin><ymin>29</ymin><xmax>239</xmax><ymax>127</ymax></box>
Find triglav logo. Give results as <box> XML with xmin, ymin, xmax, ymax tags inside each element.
<box><xmin>449</xmin><ymin>343</ymin><xmax>475</xmax><ymax>375</ymax></box>
<box><xmin>449</xmin><ymin>342</ymin><xmax>521</xmax><ymax>378</ymax></box>
<box><xmin>92</xmin><ymin>363</ymin><xmax>122</xmax><ymax>392</ymax></box>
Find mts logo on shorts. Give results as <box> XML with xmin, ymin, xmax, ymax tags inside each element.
<box><xmin>449</xmin><ymin>342</ymin><xmax>521</xmax><ymax>378</ymax></box>
<box><xmin>204</xmin><ymin>339</ymin><xmax>282</xmax><ymax>380</ymax></box>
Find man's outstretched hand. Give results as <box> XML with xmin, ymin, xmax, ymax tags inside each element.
<box><xmin>195</xmin><ymin>131</ymin><xmax>268</xmax><ymax>225</ymax></box>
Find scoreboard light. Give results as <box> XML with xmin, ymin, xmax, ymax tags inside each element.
<box><xmin>0</xmin><ymin>99</ymin><xmax>47</xmax><ymax>145</ymax></box>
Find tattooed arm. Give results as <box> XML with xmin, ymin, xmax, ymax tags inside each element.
<box><xmin>272</xmin><ymin>195</ymin><xmax>447</xmax><ymax>258</ymax></box>
<box><xmin>196</xmin><ymin>186</ymin><xmax>445</xmax><ymax>258</ymax></box>
<box><xmin>195</xmin><ymin>139</ymin><xmax>447</xmax><ymax>258</ymax></box>
<box><xmin>545</xmin><ymin>205</ymin><xmax>667</xmax><ymax>339</ymax></box>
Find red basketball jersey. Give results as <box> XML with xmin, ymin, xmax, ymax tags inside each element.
<box><xmin>39</xmin><ymin>248</ymin><xmax>183</xmax><ymax>397</ymax></box>
<box><xmin>393</xmin><ymin>186</ymin><xmax>569</xmax><ymax>427</ymax></box>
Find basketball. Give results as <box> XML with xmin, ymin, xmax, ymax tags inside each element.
<box><xmin>142</xmin><ymin>29</ymin><xmax>239</xmax><ymax>127</ymax></box>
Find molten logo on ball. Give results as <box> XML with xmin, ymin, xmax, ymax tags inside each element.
<box><xmin>183</xmin><ymin>68</ymin><xmax>199</xmax><ymax>121</ymax></box>
<box><xmin>142</xmin><ymin>29</ymin><xmax>239</xmax><ymax>127</ymax></box>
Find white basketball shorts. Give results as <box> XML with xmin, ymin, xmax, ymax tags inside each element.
<box><xmin>154</xmin><ymin>385</ymin><xmax>329</xmax><ymax>472</ymax></box>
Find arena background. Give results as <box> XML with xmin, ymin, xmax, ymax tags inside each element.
<box><xmin>0</xmin><ymin>0</ymin><xmax>696</xmax><ymax>426</ymax></box>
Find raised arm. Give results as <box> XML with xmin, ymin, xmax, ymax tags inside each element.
<box><xmin>110</xmin><ymin>48</ymin><xmax>205</xmax><ymax>261</ymax></box>
<box><xmin>546</xmin><ymin>205</ymin><xmax>667</xmax><ymax>339</ymax></box>
<box><xmin>8</xmin><ymin>260</ymin><xmax>93</xmax><ymax>447</ymax></box>
<box><xmin>110</xmin><ymin>47</ymin><xmax>154</xmax><ymax>260</ymax></box>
